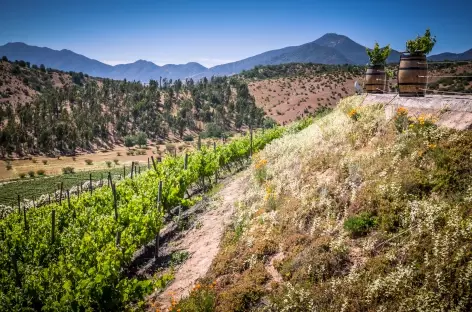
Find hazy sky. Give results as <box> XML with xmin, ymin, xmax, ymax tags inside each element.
<box><xmin>1</xmin><ymin>0</ymin><xmax>471</xmax><ymax>67</ymax></box>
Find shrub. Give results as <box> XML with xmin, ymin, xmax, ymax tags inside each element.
<box><xmin>173</xmin><ymin>282</ymin><xmax>216</xmax><ymax>311</ymax></box>
<box><xmin>84</xmin><ymin>159</ymin><xmax>93</xmax><ymax>165</ymax></box>
<box><xmin>135</xmin><ymin>132</ymin><xmax>147</xmax><ymax>147</ymax></box>
<box><xmin>106</xmin><ymin>161</ymin><xmax>112</xmax><ymax>168</ymax></box>
<box><xmin>37</xmin><ymin>169</ymin><xmax>46</xmax><ymax>176</ymax></box>
<box><xmin>42</xmin><ymin>160</ymin><xmax>48</xmax><ymax>165</ymax></box>
<box><xmin>5</xmin><ymin>161</ymin><xmax>12</xmax><ymax>170</ymax></box>
<box><xmin>28</xmin><ymin>170</ymin><xmax>35</xmax><ymax>178</ymax></box>
<box><xmin>19</xmin><ymin>173</ymin><xmax>26</xmax><ymax>179</ymax></box>
<box><xmin>124</xmin><ymin>135</ymin><xmax>135</xmax><ymax>149</ymax></box>
<box><xmin>116</xmin><ymin>152</ymin><xmax>121</xmax><ymax>156</ymax></box>
<box><xmin>72</xmin><ymin>156</ymin><xmax>76</xmax><ymax>161</ymax></box>
<box><xmin>31</xmin><ymin>158</ymin><xmax>37</xmax><ymax>163</ymax></box>
<box><xmin>62</xmin><ymin>167</ymin><xmax>75</xmax><ymax>174</ymax></box>
<box><xmin>201</xmin><ymin>122</ymin><xmax>225</xmax><ymax>138</ymax></box>
<box><xmin>113</xmin><ymin>159</ymin><xmax>119</xmax><ymax>165</ymax></box>
<box><xmin>343</xmin><ymin>212</ymin><xmax>377</xmax><ymax>237</ymax></box>
<box><xmin>183</xmin><ymin>135</ymin><xmax>194</xmax><ymax>142</ymax></box>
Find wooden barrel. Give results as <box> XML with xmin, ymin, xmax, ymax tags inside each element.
<box><xmin>365</xmin><ymin>66</ymin><xmax>386</xmax><ymax>93</ymax></box>
<box><xmin>398</xmin><ymin>54</ymin><xmax>427</xmax><ymax>97</ymax></box>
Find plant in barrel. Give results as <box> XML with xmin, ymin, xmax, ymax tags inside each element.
<box><xmin>399</xmin><ymin>28</ymin><xmax>436</xmax><ymax>97</ymax></box>
<box><xmin>365</xmin><ymin>43</ymin><xmax>391</xmax><ymax>93</ymax></box>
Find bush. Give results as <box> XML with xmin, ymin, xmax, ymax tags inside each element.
<box><xmin>201</xmin><ymin>122</ymin><xmax>225</xmax><ymax>138</ymax></box>
<box><xmin>62</xmin><ymin>167</ymin><xmax>75</xmax><ymax>174</ymax></box>
<box><xmin>183</xmin><ymin>135</ymin><xmax>194</xmax><ymax>142</ymax></box>
<box><xmin>116</xmin><ymin>152</ymin><xmax>121</xmax><ymax>156</ymax></box>
<box><xmin>31</xmin><ymin>158</ymin><xmax>37</xmax><ymax>163</ymax></box>
<box><xmin>343</xmin><ymin>212</ymin><xmax>377</xmax><ymax>237</ymax></box>
<box><xmin>72</xmin><ymin>156</ymin><xmax>76</xmax><ymax>161</ymax></box>
<box><xmin>37</xmin><ymin>169</ymin><xmax>46</xmax><ymax>176</ymax></box>
<box><xmin>28</xmin><ymin>171</ymin><xmax>35</xmax><ymax>178</ymax></box>
<box><xmin>19</xmin><ymin>173</ymin><xmax>26</xmax><ymax>179</ymax></box>
<box><xmin>113</xmin><ymin>159</ymin><xmax>119</xmax><ymax>165</ymax></box>
<box><xmin>106</xmin><ymin>161</ymin><xmax>112</xmax><ymax>168</ymax></box>
<box><xmin>84</xmin><ymin>159</ymin><xmax>93</xmax><ymax>165</ymax></box>
<box><xmin>124</xmin><ymin>135</ymin><xmax>135</xmax><ymax>149</ymax></box>
<box><xmin>136</xmin><ymin>132</ymin><xmax>147</xmax><ymax>147</ymax></box>
<box><xmin>42</xmin><ymin>160</ymin><xmax>48</xmax><ymax>165</ymax></box>
<box><xmin>5</xmin><ymin>161</ymin><xmax>12</xmax><ymax>170</ymax></box>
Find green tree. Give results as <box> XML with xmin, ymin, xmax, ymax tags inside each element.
<box><xmin>124</xmin><ymin>135</ymin><xmax>135</xmax><ymax>149</ymax></box>
<box><xmin>136</xmin><ymin>132</ymin><xmax>147</xmax><ymax>147</ymax></box>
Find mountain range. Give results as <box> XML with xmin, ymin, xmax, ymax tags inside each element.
<box><xmin>0</xmin><ymin>33</ymin><xmax>470</xmax><ymax>82</ymax></box>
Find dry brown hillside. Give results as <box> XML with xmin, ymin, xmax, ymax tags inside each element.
<box><xmin>248</xmin><ymin>74</ymin><xmax>360</xmax><ymax>124</ymax></box>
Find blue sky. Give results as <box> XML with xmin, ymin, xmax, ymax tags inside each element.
<box><xmin>0</xmin><ymin>0</ymin><xmax>471</xmax><ymax>67</ymax></box>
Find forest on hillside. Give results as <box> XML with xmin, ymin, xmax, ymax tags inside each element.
<box><xmin>0</xmin><ymin>58</ymin><xmax>267</xmax><ymax>157</ymax></box>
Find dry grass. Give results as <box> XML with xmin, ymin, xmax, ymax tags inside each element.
<box><xmin>176</xmin><ymin>95</ymin><xmax>472</xmax><ymax>311</ymax></box>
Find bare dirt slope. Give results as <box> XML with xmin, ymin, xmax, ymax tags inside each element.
<box><xmin>153</xmin><ymin>171</ymin><xmax>248</xmax><ymax>309</ymax></box>
<box><xmin>248</xmin><ymin>74</ymin><xmax>360</xmax><ymax>124</ymax></box>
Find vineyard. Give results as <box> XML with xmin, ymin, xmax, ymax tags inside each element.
<box><xmin>0</xmin><ymin>119</ymin><xmax>311</xmax><ymax>311</ymax></box>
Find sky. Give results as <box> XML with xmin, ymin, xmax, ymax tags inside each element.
<box><xmin>0</xmin><ymin>0</ymin><xmax>471</xmax><ymax>67</ymax></box>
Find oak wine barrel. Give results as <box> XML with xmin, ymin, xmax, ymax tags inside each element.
<box><xmin>398</xmin><ymin>54</ymin><xmax>427</xmax><ymax>97</ymax></box>
<box><xmin>365</xmin><ymin>65</ymin><xmax>386</xmax><ymax>94</ymax></box>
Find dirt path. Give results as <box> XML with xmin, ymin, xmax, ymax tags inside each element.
<box><xmin>154</xmin><ymin>171</ymin><xmax>248</xmax><ymax>309</ymax></box>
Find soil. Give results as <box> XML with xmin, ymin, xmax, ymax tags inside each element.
<box><xmin>150</xmin><ymin>171</ymin><xmax>248</xmax><ymax>310</ymax></box>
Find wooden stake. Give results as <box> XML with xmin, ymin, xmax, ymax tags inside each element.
<box><xmin>148</xmin><ymin>158</ymin><xmax>150</xmax><ymax>169</ymax></box>
<box><xmin>51</xmin><ymin>209</ymin><xmax>56</xmax><ymax>244</ymax></box>
<box><xmin>17</xmin><ymin>195</ymin><xmax>21</xmax><ymax>214</ymax></box>
<box><xmin>184</xmin><ymin>153</ymin><xmax>188</xmax><ymax>170</ymax></box>
<box><xmin>130</xmin><ymin>162</ymin><xmax>134</xmax><ymax>179</ymax></box>
<box><xmin>155</xmin><ymin>180</ymin><xmax>163</xmax><ymax>262</ymax></box>
<box><xmin>151</xmin><ymin>156</ymin><xmax>157</xmax><ymax>171</ymax></box>
<box><xmin>123</xmin><ymin>165</ymin><xmax>126</xmax><ymax>178</ymax></box>
<box><xmin>59</xmin><ymin>182</ymin><xmax>63</xmax><ymax>205</ymax></box>
<box><xmin>89</xmin><ymin>174</ymin><xmax>92</xmax><ymax>194</ymax></box>
<box><xmin>23</xmin><ymin>201</ymin><xmax>28</xmax><ymax>232</ymax></box>
<box><xmin>112</xmin><ymin>182</ymin><xmax>118</xmax><ymax>221</ymax></box>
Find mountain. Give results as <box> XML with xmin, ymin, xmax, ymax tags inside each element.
<box><xmin>0</xmin><ymin>42</ymin><xmax>209</xmax><ymax>81</ymax></box>
<box><xmin>1</xmin><ymin>36</ymin><xmax>470</xmax><ymax>82</ymax></box>
<box><xmin>428</xmin><ymin>48</ymin><xmax>472</xmax><ymax>61</ymax></box>
<box><xmin>314</xmin><ymin>33</ymin><xmax>402</xmax><ymax>64</ymax></box>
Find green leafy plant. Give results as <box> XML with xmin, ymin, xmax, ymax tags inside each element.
<box><xmin>406</xmin><ymin>28</ymin><xmax>436</xmax><ymax>55</ymax></box>
<box><xmin>344</xmin><ymin>212</ymin><xmax>376</xmax><ymax>237</ymax></box>
<box><xmin>366</xmin><ymin>43</ymin><xmax>392</xmax><ymax>66</ymax></box>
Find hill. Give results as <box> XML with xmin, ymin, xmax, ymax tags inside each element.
<box><xmin>170</xmin><ymin>95</ymin><xmax>472</xmax><ymax>311</ymax></box>
<box><xmin>2</xmin><ymin>35</ymin><xmax>468</xmax><ymax>81</ymax></box>
<box><xmin>0</xmin><ymin>58</ymin><xmax>267</xmax><ymax>158</ymax></box>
